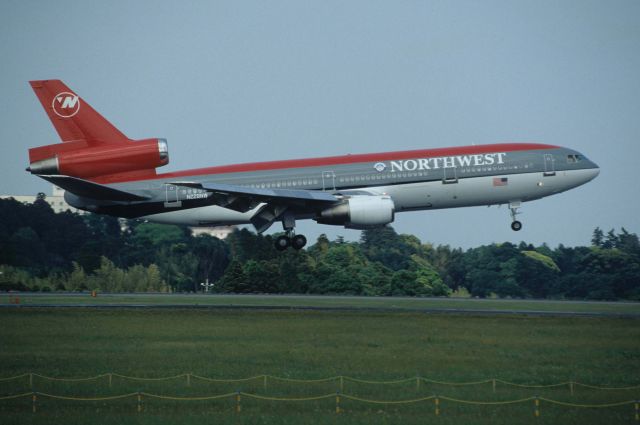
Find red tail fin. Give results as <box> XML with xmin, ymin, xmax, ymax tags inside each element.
<box><xmin>27</xmin><ymin>80</ymin><xmax>169</xmax><ymax>181</ymax></box>
<box><xmin>29</xmin><ymin>79</ymin><xmax>128</xmax><ymax>144</ymax></box>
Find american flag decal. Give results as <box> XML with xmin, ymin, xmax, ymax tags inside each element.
<box><xmin>493</xmin><ymin>177</ymin><xmax>508</xmax><ymax>186</ymax></box>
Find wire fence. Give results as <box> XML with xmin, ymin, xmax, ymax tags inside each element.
<box><xmin>1</xmin><ymin>372</ymin><xmax>639</xmax><ymax>392</ymax></box>
<box><xmin>1</xmin><ymin>373</ymin><xmax>638</xmax><ymax>418</ymax></box>
<box><xmin>1</xmin><ymin>390</ymin><xmax>639</xmax><ymax>419</ymax></box>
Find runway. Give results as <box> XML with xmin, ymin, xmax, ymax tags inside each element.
<box><xmin>2</xmin><ymin>293</ymin><xmax>639</xmax><ymax>317</ymax></box>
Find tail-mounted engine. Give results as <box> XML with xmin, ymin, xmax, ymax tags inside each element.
<box><xmin>27</xmin><ymin>138</ymin><xmax>169</xmax><ymax>179</ymax></box>
<box><xmin>316</xmin><ymin>195</ymin><xmax>395</xmax><ymax>229</ymax></box>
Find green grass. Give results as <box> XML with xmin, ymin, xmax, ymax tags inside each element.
<box><xmin>4</xmin><ymin>292</ymin><xmax>640</xmax><ymax>315</ymax></box>
<box><xmin>0</xmin><ymin>306</ymin><xmax>639</xmax><ymax>424</ymax></box>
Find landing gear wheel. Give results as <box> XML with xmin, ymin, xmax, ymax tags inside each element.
<box><xmin>291</xmin><ymin>234</ymin><xmax>307</xmax><ymax>250</ymax></box>
<box><xmin>275</xmin><ymin>235</ymin><xmax>290</xmax><ymax>251</ymax></box>
<box><xmin>511</xmin><ymin>220</ymin><xmax>523</xmax><ymax>232</ymax></box>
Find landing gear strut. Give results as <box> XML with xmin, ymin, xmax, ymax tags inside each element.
<box><xmin>509</xmin><ymin>201</ymin><xmax>523</xmax><ymax>232</ymax></box>
<box><xmin>274</xmin><ymin>214</ymin><xmax>307</xmax><ymax>251</ymax></box>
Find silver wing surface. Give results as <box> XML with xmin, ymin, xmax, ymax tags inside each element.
<box><xmin>171</xmin><ymin>181</ymin><xmax>341</xmax><ymax>233</ymax></box>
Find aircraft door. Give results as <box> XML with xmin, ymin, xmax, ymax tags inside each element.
<box><xmin>164</xmin><ymin>184</ymin><xmax>182</xmax><ymax>208</ymax></box>
<box><xmin>543</xmin><ymin>154</ymin><xmax>556</xmax><ymax>176</ymax></box>
<box><xmin>322</xmin><ymin>171</ymin><xmax>336</xmax><ymax>191</ymax></box>
<box><xmin>442</xmin><ymin>166</ymin><xmax>458</xmax><ymax>184</ymax></box>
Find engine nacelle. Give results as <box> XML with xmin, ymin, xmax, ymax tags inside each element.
<box><xmin>28</xmin><ymin>138</ymin><xmax>169</xmax><ymax>179</ymax></box>
<box><xmin>316</xmin><ymin>195</ymin><xmax>395</xmax><ymax>229</ymax></box>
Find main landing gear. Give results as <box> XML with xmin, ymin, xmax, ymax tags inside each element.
<box><xmin>274</xmin><ymin>213</ymin><xmax>307</xmax><ymax>251</ymax></box>
<box><xmin>509</xmin><ymin>201</ymin><xmax>523</xmax><ymax>232</ymax></box>
<box><xmin>274</xmin><ymin>233</ymin><xmax>307</xmax><ymax>251</ymax></box>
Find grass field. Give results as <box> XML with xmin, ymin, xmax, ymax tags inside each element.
<box><xmin>0</xmin><ymin>298</ymin><xmax>639</xmax><ymax>424</ymax></box>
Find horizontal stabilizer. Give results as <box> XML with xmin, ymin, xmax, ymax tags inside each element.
<box><xmin>39</xmin><ymin>175</ymin><xmax>150</xmax><ymax>202</ymax></box>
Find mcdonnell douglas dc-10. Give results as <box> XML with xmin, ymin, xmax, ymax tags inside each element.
<box><xmin>26</xmin><ymin>80</ymin><xmax>599</xmax><ymax>250</ymax></box>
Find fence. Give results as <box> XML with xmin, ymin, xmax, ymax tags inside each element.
<box><xmin>2</xmin><ymin>372</ymin><xmax>639</xmax><ymax>392</ymax></box>
<box><xmin>1</xmin><ymin>373</ymin><xmax>638</xmax><ymax>419</ymax></box>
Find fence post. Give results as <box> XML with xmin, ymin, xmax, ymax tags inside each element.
<box><xmin>108</xmin><ymin>373</ymin><xmax>112</xmax><ymax>387</ymax></box>
<box><xmin>236</xmin><ymin>391</ymin><xmax>241</xmax><ymax>413</ymax></box>
<box><xmin>29</xmin><ymin>373</ymin><xmax>33</xmax><ymax>389</ymax></box>
<box><xmin>492</xmin><ymin>379</ymin><xmax>496</xmax><ymax>393</ymax></box>
<box><xmin>416</xmin><ymin>376</ymin><xmax>420</xmax><ymax>391</ymax></box>
<box><xmin>435</xmin><ymin>397</ymin><xmax>440</xmax><ymax>416</ymax></box>
<box><xmin>187</xmin><ymin>373</ymin><xmax>191</xmax><ymax>387</ymax></box>
<box><xmin>32</xmin><ymin>393</ymin><xmax>36</xmax><ymax>413</ymax></box>
<box><xmin>569</xmin><ymin>381</ymin><xmax>574</xmax><ymax>396</ymax></box>
<box><xmin>137</xmin><ymin>392</ymin><xmax>142</xmax><ymax>413</ymax></box>
<box><xmin>534</xmin><ymin>397</ymin><xmax>540</xmax><ymax>417</ymax></box>
<box><xmin>263</xmin><ymin>375</ymin><xmax>267</xmax><ymax>391</ymax></box>
<box><xmin>335</xmin><ymin>392</ymin><xmax>341</xmax><ymax>414</ymax></box>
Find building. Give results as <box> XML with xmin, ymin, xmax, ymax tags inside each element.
<box><xmin>0</xmin><ymin>185</ymin><xmax>85</xmax><ymax>214</ymax></box>
<box><xmin>190</xmin><ymin>225</ymin><xmax>235</xmax><ymax>239</ymax></box>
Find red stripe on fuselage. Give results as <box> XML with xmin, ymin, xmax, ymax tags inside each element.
<box><xmin>96</xmin><ymin>143</ymin><xmax>559</xmax><ymax>184</ymax></box>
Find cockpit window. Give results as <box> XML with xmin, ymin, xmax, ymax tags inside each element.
<box><xmin>567</xmin><ymin>154</ymin><xmax>583</xmax><ymax>163</ymax></box>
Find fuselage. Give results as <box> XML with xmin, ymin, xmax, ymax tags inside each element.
<box><xmin>25</xmin><ymin>80</ymin><xmax>600</xmax><ymax>245</ymax></box>
<box><xmin>65</xmin><ymin>143</ymin><xmax>600</xmax><ymax>227</ymax></box>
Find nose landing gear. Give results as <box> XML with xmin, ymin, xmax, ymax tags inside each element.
<box><xmin>509</xmin><ymin>201</ymin><xmax>523</xmax><ymax>232</ymax></box>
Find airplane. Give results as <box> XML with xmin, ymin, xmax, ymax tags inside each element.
<box><xmin>26</xmin><ymin>79</ymin><xmax>600</xmax><ymax>250</ymax></box>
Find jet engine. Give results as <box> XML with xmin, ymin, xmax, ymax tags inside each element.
<box><xmin>28</xmin><ymin>138</ymin><xmax>169</xmax><ymax>179</ymax></box>
<box><xmin>316</xmin><ymin>195</ymin><xmax>395</xmax><ymax>229</ymax></box>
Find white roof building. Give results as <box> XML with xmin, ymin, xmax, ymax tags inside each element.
<box><xmin>0</xmin><ymin>186</ymin><xmax>84</xmax><ymax>214</ymax></box>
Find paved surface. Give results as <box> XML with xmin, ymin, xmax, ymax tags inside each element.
<box><xmin>2</xmin><ymin>293</ymin><xmax>639</xmax><ymax>317</ymax></box>
<box><xmin>2</xmin><ymin>303</ymin><xmax>639</xmax><ymax>318</ymax></box>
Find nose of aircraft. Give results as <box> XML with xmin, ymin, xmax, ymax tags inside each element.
<box><xmin>585</xmin><ymin>163</ymin><xmax>600</xmax><ymax>182</ymax></box>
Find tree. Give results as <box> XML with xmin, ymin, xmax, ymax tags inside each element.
<box><xmin>617</xmin><ymin>228</ymin><xmax>640</xmax><ymax>258</ymax></box>
<box><xmin>191</xmin><ymin>234</ymin><xmax>230</xmax><ymax>286</ymax></box>
<box><xmin>65</xmin><ymin>262</ymin><xmax>88</xmax><ymax>291</ymax></box>
<box><xmin>226</xmin><ymin>228</ymin><xmax>277</xmax><ymax>262</ymax></box>
<box><xmin>581</xmin><ymin>248</ymin><xmax>640</xmax><ymax>300</ymax></box>
<box><xmin>603</xmin><ymin>229</ymin><xmax>618</xmax><ymax>249</ymax></box>
<box><xmin>218</xmin><ymin>261</ymin><xmax>248</xmax><ymax>293</ymax></box>
<box><xmin>591</xmin><ymin>227</ymin><xmax>604</xmax><ymax>247</ymax></box>
<box><xmin>89</xmin><ymin>257</ymin><xmax>125</xmax><ymax>292</ymax></box>
<box><xmin>9</xmin><ymin>227</ymin><xmax>46</xmax><ymax>272</ymax></box>
<box><xmin>410</xmin><ymin>255</ymin><xmax>450</xmax><ymax>296</ymax></box>
<box><xmin>518</xmin><ymin>251</ymin><xmax>560</xmax><ymax>298</ymax></box>
<box><xmin>243</xmin><ymin>260</ymin><xmax>280</xmax><ymax>293</ymax></box>
<box><xmin>156</xmin><ymin>243</ymin><xmax>198</xmax><ymax>291</ymax></box>
<box><xmin>360</xmin><ymin>226</ymin><xmax>417</xmax><ymax>271</ymax></box>
<box><xmin>277</xmin><ymin>250</ymin><xmax>314</xmax><ymax>293</ymax></box>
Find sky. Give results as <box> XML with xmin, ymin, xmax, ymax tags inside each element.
<box><xmin>0</xmin><ymin>0</ymin><xmax>638</xmax><ymax>249</ymax></box>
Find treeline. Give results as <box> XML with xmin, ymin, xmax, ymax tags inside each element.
<box><xmin>0</xmin><ymin>197</ymin><xmax>639</xmax><ymax>300</ymax></box>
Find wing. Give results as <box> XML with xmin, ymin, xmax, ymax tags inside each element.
<box><xmin>171</xmin><ymin>181</ymin><xmax>341</xmax><ymax>233</ymax></box>
<box><xmin>39</xmin><ymin>175</ymin><xmax>150</xmax><ymax>201</ymax></box>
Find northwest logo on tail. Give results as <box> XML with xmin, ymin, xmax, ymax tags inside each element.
<box><xmin>51</xmin><ymin>92</ymin><xmax>80</xmax><ymax>118</ymax></box>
